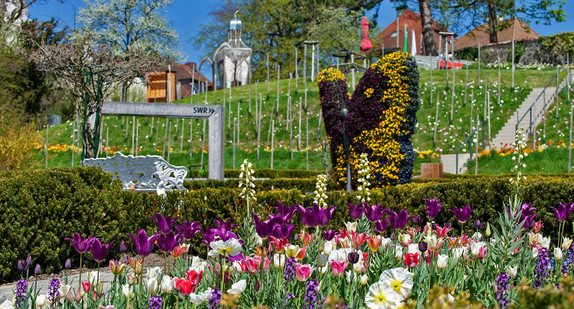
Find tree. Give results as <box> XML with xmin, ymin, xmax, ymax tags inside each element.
<box><xmin>431</xmin><ymin>0</ymin><xmax>566</xmax><ymax>44</ymax></box>
<box><xmin>31</xmin><ymin>39</ymin><xmax>168</xmax><ymax>158</ymax></box>
<box><xmin>195</xmin><ymin>0</ymin><xmax>382</xmax><ymax>82</ymax></box>
<box><xmin>418</xmin><ymin>0</ymin><xmax>437</xmax><ymax>55</ymax></box>
<box><xmin>77</xmin><ymin>0</ymin><xmax>179</xmax><ymax>100</ymax></box>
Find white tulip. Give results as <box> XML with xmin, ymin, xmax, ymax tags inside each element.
<box><xmin>273</xmin><ymin>253</ymin><xmax>285</xmax><ymax>269</ymax></box>
<box><xmin>36</xmin><ymin>294</ymin><xmax>47</xmax><ymax>308</ymax></box>
<box><xmin>506</xmin><ymin>265</ymin><xmax>518</xmax><ymax>278</ymax></box>
<box><xmin>122</xmin><ymin>284</ymin><xmax>134</xmax><ymax>299</ymax></box>
<box><xmin>555</xmin><ymin>247</ymin><xmax>563</xmax><ymax>261</ymax></box>
<box><xmin>437</xmin><ymin>254</ymin><xmax>449</xmax><ymax>269</ymax></box>
<box><xmin>146</xmin><ymin>277</ymin><xmax>158</xmax><ymax>294</ymax></box>
<box><xmin>227</xmin><ymin>279</ymin><xmax>246</xmax><ymax>295</ymax></box>
<box><xmin>161</xmin><ymin>276</ymin><xmax>174</xmax><ymax>293</ymax></box>
<box><xmin>360</xmin><ymin>274</ymin><xmax>369</xmax><ymax>285</ymax></box>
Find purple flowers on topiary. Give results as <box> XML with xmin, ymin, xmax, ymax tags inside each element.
<box><xmin>495</xmin><ymin>271</ymin><xmax>510</xmax><ymax>308</ymax></box>
<box><xmin>303</xmin><ymin>280</ymin><xmax>323</xmax><ymax>309</ymax></box>
<box><xmin>14</xmin><ymin>279</ymin><xmax>27</xmax><ymax>309</ymax></box>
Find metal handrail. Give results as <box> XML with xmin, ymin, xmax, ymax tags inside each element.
<box><xmin>515</xmin><ymin>68</ymin><xmax>563</xmax><ymax>137</ymax></box>
<box><xmin>455</xmin><ymin>126</ymin><xmax>479</xmax><ymax>174</ymax></box>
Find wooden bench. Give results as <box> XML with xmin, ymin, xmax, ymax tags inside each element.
<box><xmin>84</xmin><ymin>152</ymin><xmax>187</xmax><ymax>194</ymax></box>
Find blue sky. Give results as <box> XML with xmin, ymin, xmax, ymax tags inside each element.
<box><xmin>29</xmin><ymin>0</ymin><xmax>573</xmax><ymax>66</ymax></box>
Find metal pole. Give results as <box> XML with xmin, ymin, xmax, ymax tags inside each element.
<box><xmin>475</xmin><ymin>113</ymin><xmax>479</xmax><ymax>174</ymax></box>
<box><xmin>270</xmin><ymin>119</ymin><xmax>274</xmax><ymax>169</ymax></box>
<box><xmin>568</xmin><ymin>53</ymin><xmax>572</xmax><ymax>173</ymax></box>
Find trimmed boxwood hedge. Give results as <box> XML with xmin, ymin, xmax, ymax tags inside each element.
<box><xmin>1</xmin><ymin>167</ymin><xmax>574</xmax><ymax>283</ymax></box>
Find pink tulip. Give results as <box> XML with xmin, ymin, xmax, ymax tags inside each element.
<box><xmin>295</xmin><ymin>263</ymin><xmax>314</xmax><ymax>281</ymax></box>
<box><xmin>331</xmin><ymin>260</ymin><xmax>348</xmax><ymax>277</ymax></box>
<box><xmin>245</xmin><ymin>256</ymin><xmax>262</xmax><ymax>273</ymax></box>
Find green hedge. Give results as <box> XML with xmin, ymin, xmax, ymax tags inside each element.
<box><xmin>187</xmin><ymin>169</ymin><xmax>323</xmax><ymax>179</ymax></box>
<box><xmin>1</xmin><ymin>167</ymin><xmax>574</xmax><ymax>283</ymax></box>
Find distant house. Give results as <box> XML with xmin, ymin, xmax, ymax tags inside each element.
<box><xmin>373</xmin><ymin>9</ymin><xmax>450</xmax><ymax>56</ymax></box>
<box><xmin>146</xmin><ymin>62</ymin><xmax>213</xmax><ymax>103</ymax></box>
<box><xmin>454</xmin><ymin>18</ymin><xmax>539</xmax><ymax>50</ymax></box>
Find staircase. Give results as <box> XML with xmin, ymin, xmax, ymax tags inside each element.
<box><xmin>440</xmin><ymin>73</ymin><xmax>572</xmax><ymax>175</ymax></box>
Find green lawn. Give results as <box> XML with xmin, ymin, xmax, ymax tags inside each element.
<box><xmin>37</xmin><ymin>65</ymin><xmax>565</xmax><ymax>172</ymax></box>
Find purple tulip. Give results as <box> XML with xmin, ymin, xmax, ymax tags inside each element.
<box><xmin>150</xmin><ymin>212</ymin><xmax>179</xmax><ymax>234</ymax></box>
<box><xmin>270</xmin><ymin>223</ymin><xmax>295</xmax><ymax>240</ymax></box>
<box><xmin>424</xmin><ymin>198</ymin><xmax>443</xmax><ymax>220</ymax></box>
<box><xmin>550</xmin><ymin>202</ymin><xmax>574</xmax><ymax>222</ymax></box>
<box><xmin>450</xmin><ymin>205</ymin><xmax>474</xmax><ymax>223</ymax></box>
<box><xmin>348</xmin><ymin>252</ymin><xmax>359</xmax><ymax>264</ymax></box>
<box><xmin>34</xmin><ymin>264</ymin><xmax>41</xmax><ymax>275</ymax></box>
<box><xmin>298</xmin><ymin>203</ymin><xmax>337</xmax><ymax>228</ymax></box>
<box><xmin>386</xmin><ymin>209</ymin><xmax>411</xmax><ymax>230</ymax></box>
<box><xmin>177</xmin><ymin>221</ymin><xmax>202</xmax><ymax>241</ymax></box>
<box><xmin>322</xmin><ymin>229</ymin><xmax>338</xmax><ymax>241</ymax></box>
<box><xmin>375</xmin><ymin>218</ymin><xmax>390</xmax><ymax>233</ymax></box>
<box><xmin>126</xmin><ymin>228</ymin><xmax>158</xmax><ymax>257</ymax></box>
<box><xmin>418</xmin><ymin>241</ymin><xmax>428</xmax><ymax>252</ymax></box>
<box><xmin>17</xmin><ymin>260</ymin><xmax>26</xmax><ymax>272</ymax></box>
<box><xmin>65</xmin><ymin>233</ymin><xmax>95</xmax><ymax>254</ymax></box>
<box><xmin>119</xmin><ymin>241</ymin><xmax>129</xmax><ymax>253</ymax></box>
<box><xmin>202</xmin><ymin>219</ymin><xmax>240</xmax><ymax>245</ymax></box>
<box><xmin>270</xmin><ymin>201</ymin><xmax>299</xmax><ymax>222</ymax></box>
<box><xmin>364</xmin><ymin>204</ymin><xmax>386</xmax><ymax>222</ymax></box>
<box><xmin>347</xmin><ymin>203</ymin><xmax>365</xmax><ymax>220</ymax></box>
<box><xmin>410</xmin><ymin>214</ymin><xmax>425</xmax><ymax>226</ymax></box>
<box><xmin>91</xmin><ymin>238</ymin><xmax>114</xmax><ymax>263</ymax></box>
<box><xmin>157</xmin><ymin>231</ymin><xmax>178</xmax><ymax>253</ymax></box>
<box><xmin>252</xmin><ymin>213</ymin><xmax>281</xmax><ymax>239</ymax></box>
<box><xmin>65</xmin><ymin>259</ymin><xmax>72</xmax><ymax>269</ymax></box>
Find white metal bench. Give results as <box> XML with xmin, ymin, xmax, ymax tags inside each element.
<box><xmin>84</xmin><ymin>152</ymin><xmax>187</xmax><ymax>194</ymax></box>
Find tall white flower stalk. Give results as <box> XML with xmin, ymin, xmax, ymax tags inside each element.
<box><xmin>510</xmin><ymin>127</ymin><xmax>528</xmax><ymax>211</ymax></box>
<box><xmin>314</xmin><ymin>174</ymin><xmax>328</xmax><ymax>208</ymax></box>
<box><xmin>356</xmin><ymin>153</ymin><xmax>372</xmax><ymax>204</ymax></box>
<box><xmin>239</xmin><ymin>159</ymin><xmax>256</xmax><ymax>214</ymax></box>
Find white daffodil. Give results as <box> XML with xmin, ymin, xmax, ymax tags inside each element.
<box><xmin>365</xmin><ymin>281</ymin><xmax>402</xmax><ymax>309</ymax></box>
<box><xmin>189</xmin><ymin>288</ymin><xmax>213</xmax><ymax>304</ymax></box>
<box><xmin>209</xmin><ymin>238</ymin><xmax>242</xmax><ymax>257</ymax></box>
<box><xmin>379</xmin><ymin>267</ymin><xmax>414</xmax><ymax>300</ymax></box>
<box><xmin>227</xmin><ymin>279</ymin><xmax>247</xmax><ymax>295</ymax></box>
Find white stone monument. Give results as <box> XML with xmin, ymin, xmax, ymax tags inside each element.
<box><xmin>215</xmin><ymin>12</ymin><xmax>252</xmax><ymax>89</ymax></box>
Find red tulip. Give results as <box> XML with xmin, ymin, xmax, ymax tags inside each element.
<box><xmin>404</xmin><ymin>252</ymin><xmax>420</xmax><ymax>268</ymax></box>
<box><xmin>184</xmin><ymin>270</ymin><xmax>203</xmax><ymax>286</ymax></box>
<box><xmin>174</xmin><ymin>278</ymin><xmax>195</xmax><ymax>296</ymax></box>
<box><xmin>295</xmin><ymin>263</ymin><xmax>314</xmax><ymax>281</ymax></box>
<box><xmin>245</xmin><ymin>256</ymin><xmax>262</xmax><ymax>273</ymax></box>
<box><xmin>82</xmin><ymin>281</ymin><xmax>91</xmax><ymax>292</ymax></box>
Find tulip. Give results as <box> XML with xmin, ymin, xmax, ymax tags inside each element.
<box><xmin>298</xmin><ymin>203</ymin><xmax>337</xmax><ymax>227</ymax></box>
<box><xmin>126</xmin><ymin>228</ymin><xmax>158</xmax><ymax>257</ymax></box>
<box><xmin>252</xmin><ymin>212</ymin><xmax>281</xmax><ymax>239</ymax></box>
<box><xmin>161</xmin><ymin>276</ymin><xmax>174</xmax><ymax>293</ymax></box>
<box><xmin>410</xmin><ymin>214</ymin><xmax>425</xmax><ymax>226</ymax></box>
<box><xmin>331</xmin><ymin>260</ymin><xmax>348</xmax><ymax>277</ymax></box>
<box><xmin>157</xmin><ymin>231</ymin><xmax>178</xmax><ymax>253</ymax></box>
<box><xmin>367</xmin><ymin>236</ymin><xmax>382</xmax><ymax>252</ymax></box>
<box><xmin>174</xmin><ymin>278</ymin><xmax>195</xmax><ymax>296</ymax></box>
<box><xmin>171</xmin><ymin>244</ymin><xmax>188</xmax><ymax>259</ymax></box>
<box><xmin>317</xmin><ymin>254</ymin><xmax>329</xmax><ymax>268</ymax></box>
<box><xmin>436</xmin><ymin>225</ymin><xmax>451</xmax><ymax>238</ymax></box>
<box><xmin>65</xmin><ymin>259</ymin><xmax>72</xmax><ymax>269</ymax></box>
<box><xmin>351</xmin><ymin>231</ymin><xmax>368</xmax><ymax>248</ymax></box>
<box><xmin>360</xmin><ymin>274</ymin><xmax>369</xmax><ymax>285</ymax></box>
<box><xmin>202</xmin><ymin>219</ymin><xmax>239</xmax><ymax>245</ymax></box>
<box><xmin>437</xmin><ymin>254</ymin><xmax>449</xmax><ymax>269</ymax></box>
<box><xmin>128</xmin><ymin>257</ymin><xmax>143</xmax><ymax>275</ymax></box>
<box><xmin>348</xmin><ymin>252</ymin><xmax>360</xmax><ymax>264</ymax></box>
<box><xmin>506</xmin><ymin>265</ymin><xmax>518</xmax><ymax>278</ymax></box>
<box><xmin>364</xmin><ymin>204</ymin><xmax>385</xmax><ymax>222</ymax></box>
<box><xmin>185</xmin><ymin>269</ymin><xmax>203</xmax><ymax>286</ymax></box>
<box><xmin>347</xmin><ymin>202</ymin><xmax>365</xmax><ymax>220</ymax></box>
<box><xmin>418</xmin><ymin>242</ymin><xmax>428</xmax><ymax>253</ymax></box>
<box><xmin>82</xmin><ymin>281</ymin><xmax>91</xmax><ymax>292</ymax></box>
<box><xmin>555</xmin><ymin>247</ymin><xmax>563</xmax><ymax>260</ymax></box>
<box><xmin>150</xmin><ymin>212</ymin><xmax>179</xmax><ymax>234</ymax></box>
<box><xmin>146</xmin><ymin>277</ymin><xmax>158</xmax><ymax>294</ymax></box>
<box><xmin>404</xmin><ymin>252</ymin><xmax>419</xmax><ymax>268</ymax></box>
<box><xmin>450</xmin><ymin>206</ymin><xmax>474</xmax><ymax>223</ymax></box>
<box><xmin>109</xmin><ymin>260</ymin><xmax>127</xmax><ymax>276</ymax></box>
<box><xmin>91</xmin><ymin>238</ymin><xmax>114</xmax><ymax>263</ymax></box>
<box><xmin>345</xmin><ymin>221</ymin><xmax>358</xmax><ymax>232</ymax></box>
<box><xmin>563</xmin><ymin>237</ymin><xmax>573</xmax><ymax>251</ymax></box>
<box><xmin>295</xmin><ymin>263</ymin><xmax>314</xmax><ymax>281</ymax></box>
<box><xmin>119</xmin><ymin>241</ymin><xmax>129</xmax><ymax>253</ymax></box>
<box><xmin>273</xmin><ymin>253</ymin><xmax>285</xmax><ymax>269</ymax></box>
<box><xmin>386</xmin><ymin>209</ymin><xmax>411</xmax><ymax>230</ymax></box>
<box><xmin>34</xmin><ymin>264</ymin><xmax>41</xmax><ymax>275</ymax></box>
<box><xmin>245</xmin><ymin>256</ymin><xmax>262</xmax><ymax>273</ymax></box>
<box><xmin>424</xmin><ymin>198</ymin><xmax>443</xmax><ymax>220</ymax></box>
<box><xmin>65</xmin><ymin>233</ymin><xmax>95</xmax><ymax>254</ymax></box>
<box><xmin>295</xmin><ymin>246</ymin><xmax>308</xmax><ymax>260</ymax></box>
<box><xmin>322</xmin><ymin>229</ymin><xmax>338</xmax><ymax>241</ymax></box>
<box><xmin>374</xmin><ymin>218</ymin><xmax>390</xmax><ymax>233</ymax></box>
<box><xmin>36</xmin><ymin>294</ymin><xmax>47</xmax><ymax>308</ymax></box>
<box><xmin>176</xmin><ymin>221</ymin><xmax>202</xmax><ymax>241</ymax></box>
<box><xmin>353</xmin><ymin>261</ymin><xmax>364</xmax><ymax>273</ymax></box>
<box><xmin>550</xmin><ymin>202</ymin><xmax>574</xmax><ymax>222</ymax></box>
<box><xmin>285</xmin><ymin>245</ymin><xmax>300</xmax><ymax>258</ymax></box>
<box><xmin>271</xmin><ymin>201</ymin><xmax>299</xmax><ymax>222</ymax></box>
<box><xmin>122</xmin><ymin>284</ymin><xmax>134</xmax><ymax>299</ymax></box>
<box><xmin>58</xmin><ymin>284</ymin><xmax>71</xmax><ymax>299</ymax></box>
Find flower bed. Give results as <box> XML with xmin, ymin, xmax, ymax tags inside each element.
<box><xmin>4</xmin><ymin>154</ymin><xmax>574</xmax><ymax>308</ymax></box>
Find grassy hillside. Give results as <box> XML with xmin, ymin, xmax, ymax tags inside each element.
<box><xmin>36</xmin><ymin>65</ymin><xmax>565</xmax><ymax>172</ymax></box>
